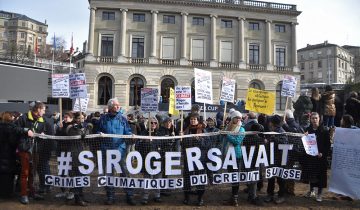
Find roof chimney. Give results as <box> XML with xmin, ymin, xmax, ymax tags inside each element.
<box><xmin>324</xmin><ymin>40</ymin><xmax>328</xmax><ymax>45</ymax></box>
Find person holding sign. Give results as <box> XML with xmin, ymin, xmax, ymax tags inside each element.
<box><xmin>97</xmin><ymin>98</ymin><xmax>135</xmax><ymax>206</ymax></box>
<box><xmin>303</xmin><ymin>112</ymin><xmax>331</xmax><ymax>202</ymax></box>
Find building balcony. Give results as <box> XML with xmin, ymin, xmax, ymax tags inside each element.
<box><xmin>274</xmin><ymin>66</ymin><xmax>292</xmax><ymax>72</ymax></box>
<box><xmin>189</xmin><ymin>60</ymin><xmax>210</xmax><ymax>67</ymax></box>
<box><xmin>160</xmin><ymin>59</ymin><xmax>180</xmax><ymax>66</ymax></box>
<box><xmin>95</xmin><ymin>56</ymin><xmax>116</xmax><ymax>63</ymax></box>
<box><xmin>219</xmin><ymin>62</ymin><xmax>239</xmax><ymax>69</ymax></box>
<box><xmin>247</xmin><ymin>64</ymin><xmax>266</xmax><ymax>70</ymax></box>
<box><xmin>129</xmin><ymin>57</ymin><xmax>149</xmax><ymax>64</ymax></box>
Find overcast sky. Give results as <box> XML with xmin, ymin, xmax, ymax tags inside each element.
<box><xmin>1</xmin><ymin>0</ymin><xmax>360</xmax><ymax>50</ymax></box>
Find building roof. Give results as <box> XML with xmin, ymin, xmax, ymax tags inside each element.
<box><xmin>0</xmin><ymin>10</ymin><xmax>47</xmax><ymax>26</ymax></box>
<box><xmin>342</xmin><ymin>45</ymin><xmax>360</xmax><ymax>49</ymax></box>
<box><xmin>298</xmin><ymin>41</ymin><xmax>337</xmax><ymax>52</ymax></box>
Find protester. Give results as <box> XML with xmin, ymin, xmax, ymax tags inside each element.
<box><xmin>293</xmin><ymin>94</ymin><xmax>313</xmax><ymax>123</ymax></box>
<box><xmin>321</xmin><ymin>85</ymin><xmax>336</xmax><ymax>127</ymax></box>
<box><xmin>16</xmin><ymin>102</ymin><xmax>49</xmax><ymax>204</ymax></box>
<box><xmin>303</xmin><ymin>112</ymin><xmax>331</xmax><ymax>202</ymax></box>
<box><xmin>340</xmin><ymin>114</ymin><xmax>359</xmax><ymax>129</ymax></box>
<box><xmin>345</xmin><ymin>92</ymin><xmax>360</xmax><ymax>126</ymax></box>
<box><xmin>97</xmin><ymin>98</ymin><xmax>135</xmax><ymax>205</ymax></box>
<box><xmin>223</xmin><ymin>110</ymin><xmax>245</xmax><ymax>207</ymax></box>
<box><xmin>182</xmin><ymin>113</ymin><xmax>207</xmax><ymax>206</ymax></box>
<box><xmin>311</xmin><ymin>87</ymin><xmax>322</xmax><ymax>115</ymax></box>
<box><xmin>0</xmin><ymin>112</ymin><xmax>33</xmax><ymax>198</ymax></box>
<box><xmin>264</xmin><ymin>115</ymin><xmax>288</xmax><ymax>204</ymax></box>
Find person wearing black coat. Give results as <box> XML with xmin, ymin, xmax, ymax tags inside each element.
<box><xmin>303</xmin><ymin>112</ymin><xmax>331</xmax><ymax>202</ymax></box>
<box><xmin>0</xmin><ymin>112</ymin><xmax>33</xmax><ymax>198</ymax></box>
<box><xmin>345</xmin><ymin>92</ymin><xmax>360</xmax><ymax>126</ymax></box>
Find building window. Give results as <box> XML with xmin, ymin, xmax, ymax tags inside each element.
<box><xmin>162</xmin><ymin>37</ymin><xmax>175</xmax><ymax>59</ymax></box>
<box><xmin>275</xmin><ymin>47</ymin><xmax>286</xmax><ymax>67</ymax></box>
<box><xmin>221</xmin><ymin>19</ymin><xmax>232</xmax><ymax>28</ymax></box>
<box><xmin>133</xmin><ymin>13</ymin><xmax>145</xmax><ymax>22</ymax></box>
<box><xmin>191</xmin><ymin>39</ymin><xmax>204</xmax><ymax>60</ymax></box>
<box><xmin>192</xmin><ymin>17</ymin><xmax>204</xmax><ymax>26</ymax></box>
<box><xmin>249</xmin><ymin>22</ymin><xmax>260</xmax><ymax>30</ymax></box>
<box><xmin>131</xmin><ymin>37</ymin><xmax>144</xmax><ymax>58</ymax></box>
<box><xmin>163</xmin><ymin>15</ymin><xmax>175</xmax><ymax>24</ymax></box>
<box><xmin>345</xmin><ymin>63</ymin><xmax>347</xmax><ymax>70</ymax></box>
<box><xmin>249</xmin><ymin>80</ymin><xmax>264</xmax><ymax>90</ymax></box>
<box><xmin>101</xmin><ymin>36</ymin><xmax>113</xmax><ymax>56</ymax></box>
<box><xmin>39</xmin><ymin>27</ymin><xmax>42</xmax><ymax>32</ymax></box>
<box><xmin>300</xmin><ymin>63</ymin><xmax>305</xmax><ymax>70</ymax></box>
<box><xmin>4</xmin><ymin>21</ymin><xmax>7</xmax><ymax>26</ymax></box>
<box><xmin>22</xmin><ymin>22</ymin><xmax>25</xmax><ymax>27</ymax></box>
<box><xmin>31</xmin><ymin>24</ymin><xmax>33</xmax><ymax>29</ymax></box>
<box><xmin>220</xmin><ymin>41</ymin><xmax>232</xmax><ymax>62</ymax></box>
<box><xmin>2</xmin><ymin>43</ymin><xmax>7</xmax><ymax>50</ymax></box>
<box><xmin>161</xmin><ymin>78</ymin><xmax>175</xmax><ymax>103</ymax></box>
<box><xmin>249</xmin><ymin>44</ymin><xmax>259</xmax><ymax>64</ymax></box>
<box><xmin>102</xmin><ymin>11</ymin><xmax>115</xmax><ymax>20</ymax></box>
<box><xmin>301</xmin><ymin>74</ymin><xmax>304</xmax><ymax>81</ymax></box>
<box><xmin>318</xmin><ymin>72</ymin><xmax>323</xmax><ymax>78</ymax></box>
<box><xmin>338</xmin><ymin>60</ymin><xmax>340</xmax><ymax>67</ymax></box>
<box><xmin>98</xmin><ymin>76</ymin><xmax>112</xmax><ymax>105</ymax></box>
<box><xmin>21</xmin><ymin>32</ymin><xmax>25</xmax><ymax>39</ymax></box>
<box><xmin>318</xmin><ymin>60</ymin><xmax>322</xmax><ymax>68</ymax></box>
<box><xmin>310</xmin><ymin>62</ymin><xmax>314</xmax><ymax>69</ymax></box>
<box><xmin>275</xmin><ymin>24</ymin><xmax>285</xmax><ymax>33</ymax></box>
<box><xmin>129</xmin><ymin>77</ymin><xmax>144</xmax><ymax>106</ymax></box>
<box><xmin>29</xmin><ymin>36</ymin><xmax>33</xmax><ymax>41</ymax></box>
<box><xmin>19</xmin><ymin>45</ymin><xmax>24</xmax><ymax>51</ymax></box>
<box><xmin>276</xmin><ymin>82</ymin><xmax>286</xmax><ymax>110</ymax></box>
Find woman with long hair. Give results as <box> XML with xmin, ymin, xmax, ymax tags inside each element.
<box><xmin>311</xmin><ymin>87</ymin><xmax>321</xmax><ymax>114</ymax></box>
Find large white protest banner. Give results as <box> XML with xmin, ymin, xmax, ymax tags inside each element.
<box><xmin>329</xmin><ymin>128</ymin><xmax>360</xmax><ymax>199</ymax></box>
<box><xmin>52</xmin><ymin>74</ymin><xmax>70</xmax><ymax>98</ymax></box>
<box><xmin>175</xmin><ymin>86</ymin><xmax>192</xmax><ymax>110</ymax></box>
<box><xmin>141</xmin><ymin>88</ymin><xmax>159</xmax><ymax>112</ymax></box>
<box><xmin>220</xmin><ymin>77</ymin><xmax>236</xmax><ymax>103</ymax></box>
<box><xmin>72</xmin><ymin>94</ymin><xmax>90</xmax><ymax>112</ymax></box>
<box><xmin>69</xmin><ymin>73</ymin><xmax>87</xmax><ymax>99</ymax></box>
<box><xmin>281</xmin><ymin>75</ymin><xmax>297</xmax><ymax>98</ymax></box>
<box><xmin>194</xmin><ymin>68</ymin><xmax>213</xmax><ymax>104</ymax></box>
<box><xmin>301</xmin><ymin>134</ymin><xmax>319</xmax><ymax>156</ymax></box>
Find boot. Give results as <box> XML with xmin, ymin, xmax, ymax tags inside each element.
<box><xmin>232</xmin><ymin>195</ymin><xmax>239</xmax><ymax>207</ymax></box>
<box><xmin>183</xmin><ymin>192</ymin><xmax>190</xmax><ymax>205</ymax></box>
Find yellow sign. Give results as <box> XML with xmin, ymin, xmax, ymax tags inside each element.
<box><xmin>169</xmin><ymin>88</ymin><xmax>179</xmax><ymax>116</ymax></box>
<box><xmin>245</xmin><ymin>88</ymin><xmax>275</xmax><ymax>115</ymax></box>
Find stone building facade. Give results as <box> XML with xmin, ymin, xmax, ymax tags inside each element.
<box><xmin>84</xmin><ymin>0</ymin><xmax>301</xmax><ymax>113</ymax></box>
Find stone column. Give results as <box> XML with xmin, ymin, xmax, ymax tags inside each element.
<box><xmin>180</xmin><ymin>12</ymin><xmax>188</xmax><ymax>65</ymax></box>
<box><xmin>292</xmin><ymin>22</ymin><xmax>299</xmax><ymax>72</ymax></box>
<box><xmin>118</xmin><ymin>8</ymin><xmax>128</xmax><ymax>63</ymax></box>
<box><xmin>265</xmin><ymin>20</ymin><xmax>273</xmax><ymax>70</ymax></box>
<box><xmin>149</xmin><ymin>10</ymin><xmax>159</xmax><ymax>64</ymax></box>
<box><xmin>88</xmin><ymin>7</ymin><xmax>96</xmax><ymax>55</ymax></box>
<box><xmin>238</xmin><ymin>17</ymin><xmax>246</xmax><ymax>69</ymax></box>
<box><xmin>210</xmin><ymin>14</ymin><xmax>217</xmax><ymax>67</ymax></box>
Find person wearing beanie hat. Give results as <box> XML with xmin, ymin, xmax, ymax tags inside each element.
<box><xmin>223</xmin><ymin>110</ymin><xmax>245</xmax><ymax>207</ymax></box>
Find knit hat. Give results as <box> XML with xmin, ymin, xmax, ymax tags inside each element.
<box><xmin>230</xmin><ymin>110</ymin><xmax>242</xmax><ymax>119</ymax></box>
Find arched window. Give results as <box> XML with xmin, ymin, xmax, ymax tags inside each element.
<box><xmin>129</xmin><ymin>77</ymin><xmax>144</xmax><ymax>106</ymax></box>
<box><xmin>276</xmin><ymin>82</ymin><xmax>286</xmax><ymax>110</ymax></box>
<box><xmin>98</xmin><ymin>76</ymin><xmax>112</xmax><ymax>105</ymax></box>
<box><xmin>249</xmin><ymin>80</ymin><xmax>264</xmax><ymax>90</ymax></box>
<box><xmin>160</xmin><ymin>78</ymin><xmax>175</xmax><ymax>103</ymax></box>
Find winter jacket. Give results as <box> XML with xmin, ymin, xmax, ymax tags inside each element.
<box><xmin>311</xmin><ymin>97</ymin><xmax>322</xmax><ymax>114</ymax></box>
<box><xmin>345</xmin><ymin>97</ymin><xmax>360</xmax><ymax>122</ymax></box>
<box><xmin>224</xmin><ymin>126</ymin><xmax>245</xmax><ymax>159</ymax></box>
<box><xmin>97</xmin><ymin>112</ymin><xmax>132</xmax><ymax>157</ymax></box>
<box><xmin>321</xmin><ymin>91</ymin><xmax>336</xmax><ymax>117</ymax></box>
<box><xmin>283</xmin><ymin>118</ymin><xmax>304</xmax><ymax>133</ymax></box>
<box><xmin>293</xmin><ymin>95</ymin><xmax>313</xmax><ymax>118</ymax></box>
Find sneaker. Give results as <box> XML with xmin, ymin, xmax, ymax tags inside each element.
<box><xmin>20</xmin><ymin>196</ymin><xmax>29</xmax><ymax>205</ymax></box>
<box><xmin>304</xmin><ymin>191</ymin><xmax>316</xmax><ymax>198</ymax></box>
<box><xmin>274</xmin><ymin>196</ymin><xmax>286</xmax><ymax>204</ymax></box>
<box><xmin>197</xmin><ymin>199</ymin><xmax>204</xmax><ymax>206</ymax></box>
<box><xmin>55</xmin><ymin>192</ymin><xmax>66</xmax><ymax>198</ymax></box>
<box><xmin>316</xmin><ymin>194</ymin><xmax>323</xmax><ymax>202</ymax></box>
<box><xmin>264</xmin><ymin>195</ymin><xmax>274</xmax><ymax>203</ymax></box>
<box><xmin>66</xmin><ymin>192</ymin><xmax>74</xmax><ymax>200</ymax></box>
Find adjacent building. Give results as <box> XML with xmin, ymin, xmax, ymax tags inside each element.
<box><xmin>84</xmin><ymin>0</ymin><xmax>301</xmax><ymax>112</ymax></box>
<box><xmin>298</xmin><ymin>41</ymin><xmax>355</xmax><ymax>85</ymax></box>
<box><xmin>342</xmin><ymin>45</ymin><xmax>360</xmax><ymax>83</ymax></box>
<box><xmin>0</xmin><ymin>10</ymin><xmax>48</xmax><ymax>58</ymax></box>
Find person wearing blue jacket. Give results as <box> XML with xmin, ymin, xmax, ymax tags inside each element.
<box><xmin>223</xmin><ymin>110</ymin><xmax>245</xmax><ymax>207</ymax></box>
<box><xmin>97</xmin><ymin>98</ymin><xmax>135</xmax><ymax>206</ymax></box>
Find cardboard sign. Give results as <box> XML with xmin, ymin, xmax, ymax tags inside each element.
<box><xmin>301</xmin><ymin>134</ymin><xmax>319</xmax><ymax>156</ymax></box>
<box><xmin>245</xmin><ymin>88</ymin><xmax>275</xmax><ymax>115</ymax></box>
<box><xmin>52</xmin><ymin>74</ymin><xmax>70</xmax><ymax>98</ymax></box>
<box><xmin>169</xmin><ymin>87</ymin><xmax>179</xmax><ymax>116</ymax></box>
<box><xmin>175</xmin><ymin>86</ymin><xmax>192</xmax><ymax>110</ymax></box>
<box><xmin>194</xmin><ymin>68</ymin><xmax>213</xmax><ymax>104</ymax></box>
<box><xmin>281</xmin><ymin>75</ymin><xmax>297</xmax><ymax>98</ymax></box>
<box><xmin>220</xmin><ymin>77</ymin><xmax>236</xmax><ymax>103</ymax></box>
<box><xmin>141</xmin><ymin>88</ymin><xmax>159</xmax><ymax>112</ymax></box>
<box><xmin>72</xmin><ymin>95</ymin><xmax>90</xmax><ymax>113</ymax></box>
<box><xmin>69</xmin><ymin>73</ymin><xmax>87</xmax><ymax>99</ymax></box>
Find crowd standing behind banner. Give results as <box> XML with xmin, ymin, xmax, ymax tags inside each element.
<box><xmin>0</xmin><ymin>89</ymin><xmax>359</xmax><ymax>206</ymax></box>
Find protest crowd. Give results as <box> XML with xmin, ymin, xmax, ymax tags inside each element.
<box><xmin>0</xmin><ymin>84</ymin><xmax>360</xmax><ymax>208</ymax></box>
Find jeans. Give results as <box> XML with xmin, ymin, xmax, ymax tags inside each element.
<box><xmin>323</xmin><ymin>115</ymin><xmax>334</xmax><ymax>127</ymax></box>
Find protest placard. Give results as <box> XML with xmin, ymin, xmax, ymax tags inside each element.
<box><xmin>169</xmin><ymin>87</ymin><xmax>179</xmax><ymax>116</ymax></box>
<box><xmin>72</xmin><ymin>95</ymin><xmax>90</xmax><ymax>113</ymax></box>
<box><xmin>141</xmin><ymin>88</ymin><xmax>159</xmax><ymax>112</ymax></box>
<box><xmin>245</xmin><ymin>88</ymin><xmax>275</xmax><ymax>115</ymax></box>
<box><xmin>175</xmin><ymin>86</ymin><xmax>192</xmax><ymax>111</ymax></box>
<box><xmin>281</xmin><ymin>75</ymin><xmax>297</xmax><ymax>98</ymax></box>
<box><xmin>194</xmin><ymin>68</ymin><xmax>213</xmax><ymax>104</ymax></box>
<box><xmin>220</xmin><ymin>77</ymin><xmax>236</xmax><ymax>103</ymax></box>
<box><xmin>69</xmin><ymin>73</ymin><xmax>87</xmax><ymax>99</ymax></box>
<box><xmin>52</xmin><ymin>74</ymin><xmax>70</xmax><ymax>98</ymax></box>
<box><xmin>301</xmin><ymin>134</ymin><xmax>319</xmax><ymax>156</ymax></box>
